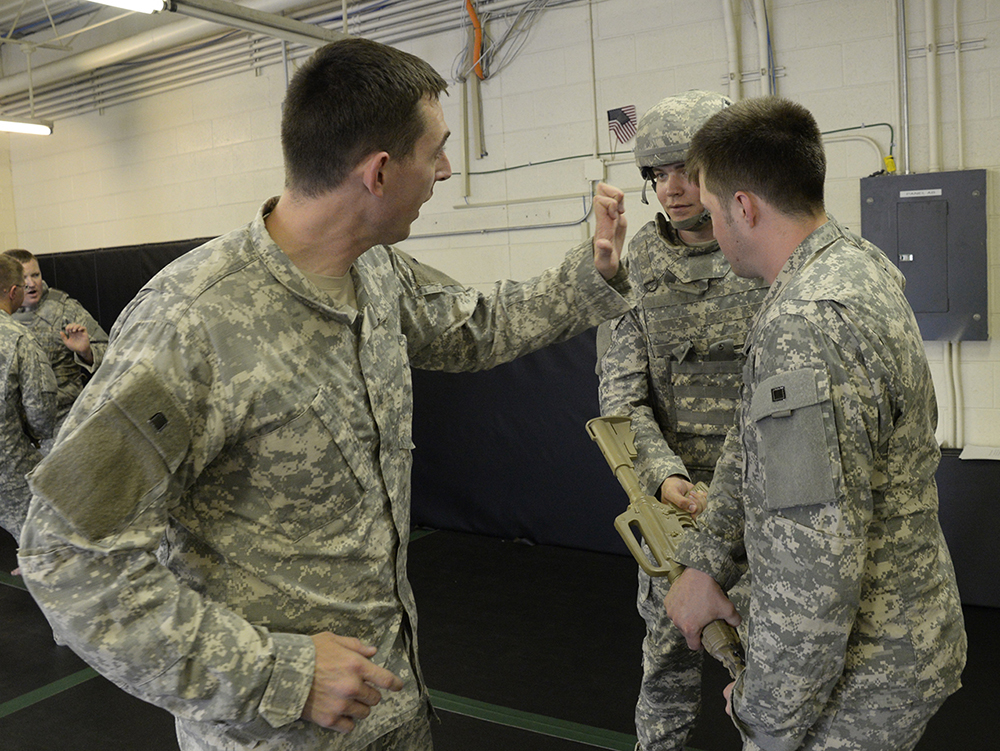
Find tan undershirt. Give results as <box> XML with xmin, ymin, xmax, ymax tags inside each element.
<box><xmin>302</xmin><ymin>268</ymin><xmax>358</xmax><ymax>319</ymax></box>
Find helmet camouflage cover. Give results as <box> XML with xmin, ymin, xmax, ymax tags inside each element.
<box><xmin>634</xmin><ymin>90</ymin><xmax>732</xmax><ymax>171</ymax></box>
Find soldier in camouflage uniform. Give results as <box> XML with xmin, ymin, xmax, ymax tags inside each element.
<box><xmin>0</xmin><ymin>255</ymin><xmax>57</xmax><ymax>543</ymax></box>
<box><xmin>4</xmin><ymin>248</ymin><xmax>109</xmax><ymax>429</ymax></box>
<box><xmin>18</xmin><ymin>38</ymin><xmax>632</xmax><ymax>751</ymax></box>
<box><xmin>598</xmin><ymin>91</ymin><xmax>767</xmax><ymax>751</ymax></box>
<box><xmin>664</xmin><ymin>97</ymin><xmax>966</xmax><ymax>750</ymax></box>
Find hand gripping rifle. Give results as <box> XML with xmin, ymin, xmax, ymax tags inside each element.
<box><xmin>586</xmin><ymin>415</ymin><xmax>745</xmax><ymax>679</ymax></box>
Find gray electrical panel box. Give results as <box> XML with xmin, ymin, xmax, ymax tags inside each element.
<box><xmin>859</xmin><ymin>169</ymin><xmax>988</xmax><ymax>341</ymax></box>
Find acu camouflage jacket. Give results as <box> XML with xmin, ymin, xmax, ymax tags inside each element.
<box><xmin>13</xmin><ymin>285</ymin><xmax>108</xmax><ymax>421</ymax></box>
<box><xmin>677</xmin><ymin>217</ymin><xmax>966</xmax><ymax>751</ymax></box>
<box><xmin>19</xmin><ymin>200</ymin><xmax>632</xmax><ymax>751</ymax></box>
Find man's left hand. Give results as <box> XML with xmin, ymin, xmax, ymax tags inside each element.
<box><xmin>61</xmin><ymin>323</ymin><xmax>94</xmax><ymax>365</ymax></box>
<box><xmin>593</xmin><ymin>182</ymin><xmax>626</xmax><ymax>280</ymax></box>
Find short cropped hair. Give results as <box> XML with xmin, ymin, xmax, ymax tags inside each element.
<box><xmin>0</xmin><ymin>254</ymin><xmax>23</xmax><ymax>291</ymax></box>
<box><xmin>687</xmin><ymin>96</ymin><xmax>826</xmax><ymax>218</ymax></box>
<box><xmin>3</xmin><ymin>248</ymin><xmax>36</xmax><ymax>265</ymax></box>
<box><xmin>281</xmin><ymin>37</ymin><xmax>448</xmax><ymax>197</ymax></box>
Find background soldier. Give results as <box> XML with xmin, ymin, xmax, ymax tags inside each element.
<box><xmin>0</xmin><ymin>255</ymin><xmax>56</xmax><ymax>547</ymax></box>
<box><xmin>598</xmin><ymin>90</ymin><xmax>767</xmax><ymax>751</ymax></box>
<box><xmin>665</xmin><ymin>96</ymin><xmax>966</xmax><ymax>751</ymax></box>
<box><xmin>3</xmin><ymin>248</ymin><xmax>109</xmax><ymax>432</ymax></box>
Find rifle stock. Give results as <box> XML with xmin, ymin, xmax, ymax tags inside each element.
<box><xmin>586</xmin><ymin>415</ymin><xmax>745</xmax><ymax>679</ymax></box>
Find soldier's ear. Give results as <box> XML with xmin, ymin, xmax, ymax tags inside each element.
<box><xmin>360</xmin><ymin>152</ymin><xmax>390</xmax><ymax>198</ymax></box>
<box><xmin>733</xmin><ymin>191</ymin><xmax>760</xmax><ymax>228</ymax></box>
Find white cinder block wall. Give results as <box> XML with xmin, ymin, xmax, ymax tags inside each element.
<box><xmin>3</xmin><ymin>0</ymin><xmax>1000</xmax><ymax>448</ymax></box>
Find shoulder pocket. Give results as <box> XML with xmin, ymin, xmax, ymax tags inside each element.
<box><xmin>29</xmin><ymin>362</ymin><xmax>191</xmax><ymax>542</ymax></box>
<box><xmin>749</xmin><ymin>367</ymin><xmax>842</xmax><ymax>510</ymax></box>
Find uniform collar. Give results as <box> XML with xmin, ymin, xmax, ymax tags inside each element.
<box><xmin>252</xmin><ymin>198</ymin><xmax>390</xmax><ymax>329</ymax></box>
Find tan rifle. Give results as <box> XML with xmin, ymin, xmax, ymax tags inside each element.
<box><xmin>586</xmin><ymin>415</ymin><xmax>745</xmax><ymax>679</ymax></box>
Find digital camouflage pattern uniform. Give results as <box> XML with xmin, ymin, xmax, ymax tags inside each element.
<box><xmin>599</xmin><ymin>214</ymin><xmax>766</xmax><ymax>751</ymax></box>
<box><xmin>19</xmin><ymin>198</ymin><xmax>633</xmax><ymax>751</ymax></box>
<box><xmin>13</xmin><ymin>284</ymin><xmax>109</xmax><ymax>425</ymax></box>
<box><xmin>677</xmin><ymin>217</ymin><xmax>966</xmax><ymax>751</ymax></box>
<box><xmin>0</xmin><ymin>313</ymin><xmax>57</xmax><ymax>540</ymax></box>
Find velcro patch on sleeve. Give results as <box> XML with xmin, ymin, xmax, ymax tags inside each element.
<box><xmin>29</xmin><ymin>362</ymin><xmax>192</xmax><ymax>542</ymax></box>
<box><xmin>749</xmin><ymin>367</ymin><xmax>843</xmax><ymax>509</ymax></box>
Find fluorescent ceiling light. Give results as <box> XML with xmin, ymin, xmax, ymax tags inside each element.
<box><xmin>0</xmin><ymin>116</ymin><xmax>53</xmax><ymax>135</ymax></box>
<box><xmin>96</xmin><ymin>0</ymin><xmax>164</xmax><ymax>12</ymax></box>
<box><xmin>90</xmin><ymin>0</ymin><xmax>345</xmax><ymax>47</ymax></box>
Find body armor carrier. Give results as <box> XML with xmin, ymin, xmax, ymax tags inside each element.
<box><xmin>631</xmin><ymin>215</ymin><xmax>768</xmax><ymax>475</ymax></box>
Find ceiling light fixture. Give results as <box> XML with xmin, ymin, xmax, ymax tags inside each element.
<box><xmin>92</xmin><ymin>0</ymin><xmax>345</xmax><ymax>47</ymax></box>
<box><xmin>0</xmin><ymin>115</ymin><xmax>54</xmax><ymax>135</ymax></box>
<box><xmin>95</xmin><ymin>0</ymin><xmax>163</xmax><ymax>11</ymax></box>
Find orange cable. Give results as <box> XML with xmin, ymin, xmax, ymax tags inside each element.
<box><xmin>465</xmin><ymin>0</ymin><xmax>485</xmax><ymax>80</ymax></box>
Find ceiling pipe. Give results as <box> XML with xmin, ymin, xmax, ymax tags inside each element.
<box><xmin>0</xmin><ymin>0</ymin><xmax>320</xmax><ymax>99</ymax></box>
<box><xmin>1</xmin><ymin>0</ymin><xmax>582</xmax><ymax>117</ymax></box>
<box><xmin>166</xmin><ymin>0</ymin><xmax>346</xmax><ymax>47</ymax></box>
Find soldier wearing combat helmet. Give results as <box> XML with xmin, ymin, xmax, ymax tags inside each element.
<box><xmin>597</xmin><ymin>90</ymin><xmax>768</xmax><ymax>751</ymax></box>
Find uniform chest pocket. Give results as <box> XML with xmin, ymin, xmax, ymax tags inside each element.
<box><xmin>748</xmin><ymin>367</ymin><xmax>843</xmax><ymax>510</ymax></box>
<box><xmin>245</xmin><ymin>387</ymin><xmax>378</xmax><ymax>541</ymax></box>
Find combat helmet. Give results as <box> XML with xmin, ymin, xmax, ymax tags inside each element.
<box><xmin>634</xmin><ymin>90</ymin><xmax>731</xmax><ymax>230</ymax></box>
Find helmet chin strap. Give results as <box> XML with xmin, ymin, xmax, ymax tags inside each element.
<box><xmin>641</xmin><ymin>178</ymin><xmax>711</xmax><ymax>231</ymax></box>
<box><xmin>669</xmin><ymin>209</ymin><xmax>712</xmax><ymax>232</ymax></box>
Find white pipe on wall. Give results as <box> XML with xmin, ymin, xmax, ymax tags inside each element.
<box><xmin>822</xmin><ymin>135</ymin><xmax>885</xmax><ymax>173</ymax></box>
<box><xmin>953</xmin><ymin>0</ymin><xmax>964</xmax><ymax>169</ymax></box>
<box><xmin>952</xmin><ymin>341</ymin><xmax>964</xmax><ymax>448</ymax></box>
<box><xmin>926</xmin><ymin>0</ymin><xmax>941</xmax><ymax>172</ymax></box>
<box><xmin>941</xmin><ymin>342</ymin><xmax>954</xmax><ymax>447</ymax></box>
<box><xmin>753</xmin><ymin>0</ymin><xmax>770</xmax><ymax>95</ymax></box>
<box><xmin>896</xmin><ymin>0</ymin><xmax>910</xmax><ymax>173</ymax></box>
<box><xmin>721</xmin><ymin>0</ymin><xmax>741</xmax><ymax>101</ymax></box>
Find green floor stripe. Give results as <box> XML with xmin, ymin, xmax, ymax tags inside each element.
<box><xmin>409</xmin><ymin>528</ymin><xmax>438</xmax><ymax>542</ymax></box>
<box><xmin>0</xmin><ymin>571</ymin><xmax>27</xmax><ymax>590</ymax></box>
<box><xmin>429</xmin><ymin>689</ymin><xmax>638</xmax><ymax>750</ymax></box>
<box><xmin>0</xmin><ymin>667</ymin><xmax>99</xmax><ymax>718</ymax></box>
<box><xmin>0</xmin><ymin>668</ymin><xmax>701</xmax><ymax>751</ymax></box>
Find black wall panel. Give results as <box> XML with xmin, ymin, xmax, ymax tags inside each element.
<box><xmin>36</xmin><ymin>238</ymin><xmax>211</xmax><ymax>333</ymax></box>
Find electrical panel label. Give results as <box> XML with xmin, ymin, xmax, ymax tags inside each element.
<box><xmin>899</xmin><ymin>189</ymin><xmax>943</xmax><ymax>198</ymax></box>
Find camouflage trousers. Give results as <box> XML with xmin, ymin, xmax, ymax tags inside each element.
<box><xmin>0</xmin><ymin>488</ymin><xmax>30</xmax><ymax>541</ymax></box>
<box><xmin>367</xmin><ymin>711</ymin><xmax>433</xmax><ymax>751</ymax></box>
<box><xmin>0</xmin><ymin>455</ymin><xmax>39</xmax><ymax>541</ymax></box>
<box><xmin>741</xmin><ymin>696</ymin><xmax>946</xmax><ymax>751</ymax></box>
<box><xmin>635</xmin><ymin>566</ymin><xmax>703</xmax><ymax>751</ymax></box>
<box><xmin>635</xmin><ymin>542</ymin><xmax>748</xmax><ymax>751</ymax></box>
<box><xmin>176</xmin><ymin>704</ymin><xmax>432</xmax><ymax>751</ymax></box>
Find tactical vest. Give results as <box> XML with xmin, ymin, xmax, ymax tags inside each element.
<box><xmin>631</xmin><ymin>217</ymin><xmax>768</xmax><ymax>474</ymax></box>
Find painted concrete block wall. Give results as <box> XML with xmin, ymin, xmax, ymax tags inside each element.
<box><xmin>4</xmin><ymin>0</ymin><xmax>1000</xmax><ymax>447</ymax></box>
<box><xmin>0</xmin><ymin>135</ymin><xmax>16</xmax><ymax>249</ymax></box>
